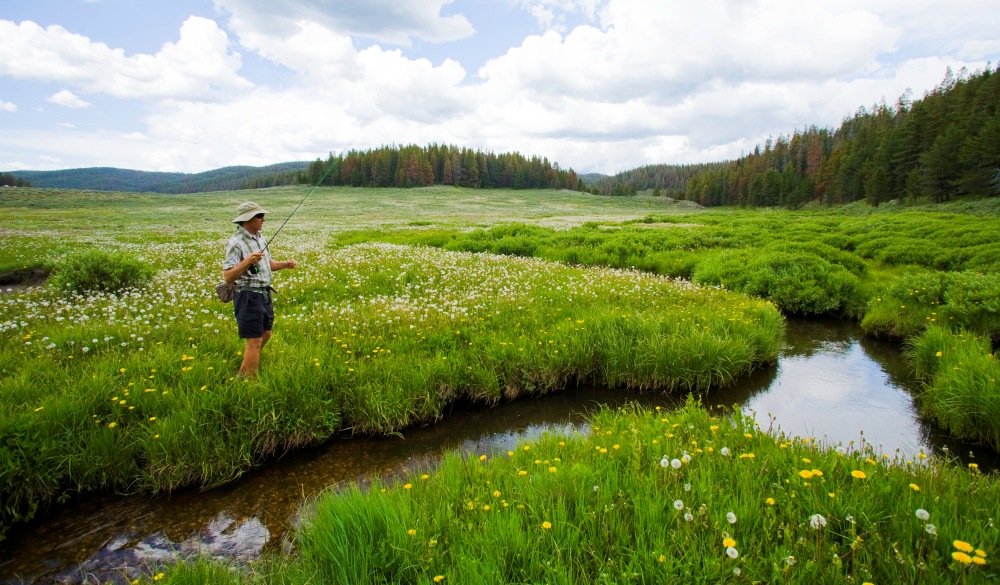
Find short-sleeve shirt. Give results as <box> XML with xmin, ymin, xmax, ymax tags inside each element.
<box><xmin>223</xmin><ymin>225</ymin><xmax>272</xmax><ymax>287</ymax></box>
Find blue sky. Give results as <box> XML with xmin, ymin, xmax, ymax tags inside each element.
<box><xmin>1</xmin><ymin>0</ymin><xmax>998</xmax><ymax>174</ymax></box>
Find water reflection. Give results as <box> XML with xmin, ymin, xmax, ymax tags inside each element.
<box><xmin>1</xmin><ymin>318</ymin><xmax>996</xmax><ymax>584</ymax></box>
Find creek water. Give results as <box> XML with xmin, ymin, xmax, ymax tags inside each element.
<box><xmin>2</xmin><ymin>318</ymin><xmax>996</xmax><ymax>584</ymax></box>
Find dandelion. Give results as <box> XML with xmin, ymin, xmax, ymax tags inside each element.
<box><xmin>784</xmin><ymin>556</ymin><xmax>796</xmax><ymax>566</ymax></box>
<box><xmin>493</xmin><ymin>490</ymin><xmax>501</xmax><ymax>497</ymax></box>
<box><xmin>733</xmin><ymin>568</ymin><xmax>741</xmax><ymax>576</ymax></box>
<box><xmin>975</xmin><ymin>550</ymin><xmax>987</xmax><ymax>558</ymax></box>
<box><xmin>810</xmin><ymin>514</ymin><xmax>827</xmax><ymax>529</ymax></box>
<box><xmin>407</xmin><ymin>529</ymin><xmax>416</xmax><ymax>536</ymax></box>
<box><xmin>660</xmin><ymin>456</ymin><xmax>669</xmax><ymax>467</ymax></box>
<box><xmin>479</xmin><ymin>454</ymin><xmax>487</xmax><ymax>461</ymax></box>
<box><xmin>681</xmin><ymin>453</ymin><xmax>691</xmax><ymax>463</ymax></box>
<box><xmin>673</xmin><ymin>500</ymin><xmax>684</xmax><ymax>511</ymax></box>
<box><xmin>972</xmin><ymin>557</ymin><xmax>986</xmax><ymax>565</ymax></box>
<box><xmin>910</xmin><ymin>483</ymin><xmax>920</xmax><ymax>491</ymax></box>
<box><xmin>108</xmin><ymin>422</ymin><xmax>117</xmax><ymax>428</ymax></box>
<box><xmin>658</xmin><ymin>554</ymin><xmax>666</xmax><ymax>563</ymax></box>
<box><xmin>726</xmin><ymin>547</ymin><xmax>739</xmax><ymax>559</ymax></box>
<box><xmin>720</xmin><ymin>447</ymin><xmax>731</xmax><ymax>456</ymax></box>
<box><xmin>548</xmin><ymin>466</ymin><xmax>557</xmax><ymax>473</ymax></box>
<box><xmin>952</xmin><ymin>551</ymin><xmax>973</xmax><ymax>564</ymax></box>
<box><xmin>684</xmin><ymin>512</ymin><xmax>694</xmax><ymax>522</ymax></box>
<box><xmin>433</xmin><ymin>577</ymin><xmax>445</xmax><ymax>583</ymax></box>
<box><xmin>403</xmin><ymin>483</ymin><xmax>412</xmax><ymax>490</ymax></box>
<box><xmin>766</xmin><ymin>497</ymin><xmax>775</xmax><ymax>505</ymax></box>
<box><xmin>851</xmin><ymin>470</ymin><xmax>867</xmax><ymax>479</ymax></box>
<box><xmin>723</xmin><ymin>537</ymin><xmax>736</xmax><ymax>547</ymax></box>
<box><xmin>542</xmin><ymin>521</ymin><xmax>552</xmax><ymax>530</ymax></box>
<box><xmin>925</xmin><ymin>524</ymin><xmax>937</xmax><ymax>536</ymax></box>
<box><xmin>798</xmin><ymin>469</ymin><xmax>813</xmax><ymax>479</ymax></box>
<box><xmin>915</xmin><ymin>509</ymin><xmax>930</xmax><ymax>521</ymax></box>
<box><xmin>726</xmin><ymin>512</ymin><xmax>737</xmax><ymax>524</ymax></box>
<box><xmin>518</xmin><ymin>470</ymin><xmax>528</xmax><ymax>476</ymax></box>
<box><xmin>954</xmin><ymin>540</ymin><xmax>974</xmax><ymax>553</ymax></box>
<box><xmin>671</xmin><ymin>458</ymin><xmax>682</xmax><ymax>469</ymax></box>
<box><xmin>422</xmin><ymin>474</ymin><xmax>430</xmax><ymax>480</ymax></box>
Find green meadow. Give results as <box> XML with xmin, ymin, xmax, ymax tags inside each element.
<box><xmin>1</xmin><ymin>187</ymin><xmax>998</xmax><ymax>582</ymax></box>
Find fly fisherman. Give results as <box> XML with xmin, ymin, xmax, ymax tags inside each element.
<box><xmin>223</xmin><ymin>201</ymin><xmax>298</xmax><ymax>378</ymax></box>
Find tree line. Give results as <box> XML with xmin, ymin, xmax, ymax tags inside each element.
<box><xmin>0</xmin><ymin>172</ymin><xmax>30</xmax><ymax>187</ymax></box>
<box><xmin>585</xmin><ymin>162</ymin><xmax>728</xmax><ymax>197</ymax></box>
<box><xmin>679</xmin><ymin>65</ymin><xmax>1000</xmax><ymax>208</ymax></box>
<box><xmin>247</xmin><ymin>144</ymin><xmax>584</xmax><ymax>191</ymax></box>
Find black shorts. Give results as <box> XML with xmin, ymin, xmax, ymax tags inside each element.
<box><xmin>234</xmin><ymin>290</ymin><xmax>274</xmax><ymax>338</ymax></box>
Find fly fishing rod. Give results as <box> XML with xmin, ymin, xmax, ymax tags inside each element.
<box><xmin>262</xmin><ymin>158</ymin><xmax>339</xmax><ymax>253</ymax></box>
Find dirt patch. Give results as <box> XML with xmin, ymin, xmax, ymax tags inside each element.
<box><xmin>0</xmin><ymin>267</ymin><xmax>50</xmax><ymax>292</ymax></box>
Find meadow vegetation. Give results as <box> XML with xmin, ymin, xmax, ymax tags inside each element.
<box><xmin>1</xmin><ymin>186</ymin><xmax>998</xmax><ymax>581</ymax></box>
<box><xmin>160</xmin><ymin>403</ymin><xmax>997</xmax><ymax>584</ymax></box>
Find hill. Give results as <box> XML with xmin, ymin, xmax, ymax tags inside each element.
<box><xmin>8</xmin><ymin>162</ymin><xmax>309</xmax><ymax>194</ymax></box>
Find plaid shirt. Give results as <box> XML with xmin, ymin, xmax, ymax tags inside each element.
<box><xmin>223</xmin><ymin>225</ymin><xmax>273</xmax><ymax>288</ymax></box>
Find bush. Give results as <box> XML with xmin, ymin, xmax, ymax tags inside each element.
<box><xmin>48</xmin><ymin>249</ymin><xmax>155</xmax><ymax>293</ymax></box>
<box><xmin>692</xmin><ymin>251</ymin><xmax>861</xmax><ymax>315</ymax></box>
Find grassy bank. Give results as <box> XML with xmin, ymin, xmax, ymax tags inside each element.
<box><xmin>0</xmin><ymin>237</ymin><xmax>782</xmax><ymax>540</ymax></box>
<box><xmin>156</xmin><ymin>402</ymin><xmax>997</xmax><ymax>584</ymax></box>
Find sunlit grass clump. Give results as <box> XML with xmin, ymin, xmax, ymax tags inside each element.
<box><xmin>156</xmin><ymin>402</ymin><xmax>997</xmax><ymax>585</ymax></box>
<box><xmin>0</xmin><ymin>242</ymin><xmax>782</xmax><ymax>539</ymax></box>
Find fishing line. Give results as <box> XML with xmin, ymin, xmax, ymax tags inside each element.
<box><xmin>262</xmin><ymin>157</ymin><xmax>340</xmax><ymax>253</ymax></box>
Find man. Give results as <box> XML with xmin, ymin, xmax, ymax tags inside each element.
<box><xmin>222</xmin><ymin>201</ymin><xmax>297</xmax><ymax>378</ymax></box>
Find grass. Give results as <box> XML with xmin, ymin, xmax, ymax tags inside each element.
<box><xmin>1</xmin><ymin>187</ymin><xmax>999</xmax><ymax>580</ymax></box>
<box><xmin>152</xmin><ymin>402</ymin><xmax>997</xmax><ymax>584</ymax></box>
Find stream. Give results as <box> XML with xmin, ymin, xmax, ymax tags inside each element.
<box><xmin>2</xmin><ymin>317</ymin><xmax>997</xmax><ymax>584</ymax></box>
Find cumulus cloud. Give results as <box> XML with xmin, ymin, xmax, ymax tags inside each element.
<box><xmin>0</xmin><ymin>16</ymin><xmax>251</xmax><ymax>100</ymax></box>
<box><xmin>0</xmin><ymin>99</ymin><xmax>16</xmax><ymax>113</ymax></box>
<box><xmin>48</xmin><ymin>90</ymin><xmax>91</xmax><ymax>109</ymax></box>
<box><xmin>213</xmin><ymin>0</ymin><xmax>474</xmax><ymax>46</ymax></box>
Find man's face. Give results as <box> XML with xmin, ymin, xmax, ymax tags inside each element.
<box><xmin>245</xmin><ymin>213</ymin><xmax>266</xmax><ymax>234</ymax></box>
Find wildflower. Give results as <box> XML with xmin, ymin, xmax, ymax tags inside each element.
<box><xmin>658</xmin><ymin>554</ymin><xmax>666</xmax><ymax>563</ymax></box>
<box><xmin>952</xmin><ymin>551</ymin><xmax>973</xmax><ymax>564</ymax></box>
<box><xmin>407</xmin><ymin>529</ymin><xmax>416</xmax><ymax>536</ymax></box>
<box><xmin>766</xmin><ymin>497</ymin><xmax>775</xmax><ymax>506</ymax></box>
<box><xmin>726</xmin><ymin>547</ymin><xmax>739</xmax><ymax>559</ymax></box>
<box><xmin>403</xmin><ymin>483</ymin><xmax>412</xmax><ymax>490</ymax></box>
<box><xmin>723</xmin><ymin>537</ymin><xmax>736</xmax><ymax>547</ymax></box>
<box><xmin>915</xmin><ymin>509</ymin><xmax>930</xmax><ymax>521</ymax></box>
<box><xmin>681</xmin><ymin>453</ymin><xmax>691</xmax><ymax>463</ymax></box>
<box><xmin>479</xmin><ymin>454</ymin><xmax>487</xmax><ymax>461</ymax></box>
<box><xmin>433</xmin><ymin>577</ymin><xmax>445</xmax><ymax>583</ymax></box>
<box><xmin>108</xmin><ymin>422</ymin><xmax>117</xmax><ymax>428</ymax></box>
<box><xmin>909</xmin><ymin>483</ymin><xmax>920</xmax><ymax>491</ymax></box>
<box><xmin>953</xmin><ymin>540</ymin><xmax>974</xmax><ymax>553</ymax></box>
<box><xmin>673</xmin><ymin>500</ymin><xmax>684</xmax><ymax>511</ymax></box>
<box><xmin>684</xmin><ymin>512</ymin><xmax>694</xmax><ymax>522</ymax></box>
<box><xmin>518</xmin><ymin>470</ymin><xmax>528</xmax><ymax>476</ymax></box>
<box><xmin>810</xmin><ymin>514</ymin><xmax>827</xmax><ymax>529</ymax></box>
<box><xmin>969</xmin><ymin>463</ymin><xmax>979</xmax><ymax>471</ymax></box>
<box><xmin>975</xmin><ymin>550</ymin><xmax>987</xmax><ymax>558</ymax></box>
<box><xmin>726</xmin><ymin>512</ymin><xmax>737</xmax><ymax>524</ymax></box>
<box><xmin>542</xmin><ymin>521</ymin><xmax>552</xmax><ymax>530</ymax></box>
<box><xmin>851</xmin><ymin>470</ymin><xmax>867</xmax><ymax>479</ymax></box>
<box><xmin>493</xmin><ymin>490</ymin><xmax>501</xmax><ymax>497</ymax></box>
<box><xmin>684</xmin><ymin>483</ymin><xmax>691</xmax><ymax>492</ymax></box>
<box><xmin>422</xmin><ymin>474</ymin><xmax>430</xmax><ymax>480</ymax></box>
<box><xmin>925</xmin><ymin>524</ymin><xmax>937</xmax><ymax>536</ymax></box>
<box><xmin>733</xmin><ymin>568</ymin><xmax>741</xmax><ymax>576</ymax></box>
<box><xmin>798</xmin><ymin>470</ymin><xmax>813</xmax><ymax>479</ymax></box>
<box><xmin>720</xmin><ymin>447</ymin><xmax>731</xmax><ymax>456</ymax></box>
<box><xmin>936</xmin><ymin>351</ymin><xmax>943</xmax><ymax>357</ymax></box>
<box><xmin>671</xmin><ymin>458</ymin><xmax>682</xmax><ymax>469</ymax></box>
<box><xmin>784</xmin><ymin>556</ymin><xmax>796</xmax><ymax>566</ymax></box>
<box><xmin>972</xmin><ymin>557</ymin><xmax>986</xmax><ymax>565</ymax></box>
<box><xmin>660</xmin><ymin>456</ymin><xmax>669</xmax><ymax>467</ymax></box>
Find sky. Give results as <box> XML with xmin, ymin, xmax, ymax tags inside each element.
<box><xmin>1</xmin><ymin>1</ymin><xmax>998</xmax><ymax>175</ymax></box>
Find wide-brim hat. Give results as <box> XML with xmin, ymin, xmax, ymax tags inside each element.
<box><xmin>232</xmin><ymin>201</ymin><xmax>268</xmax><ymax>223</ymax></box>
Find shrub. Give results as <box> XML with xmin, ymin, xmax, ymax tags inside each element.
<box><xmin>692</xmin><ymin>251</ymin><xmax>861</xmax><ymax>315</ymax></box>
<box><xmin>48</xmin><ymin>249</ymin><xmax>155</xmax><ymax>293</ymax></box>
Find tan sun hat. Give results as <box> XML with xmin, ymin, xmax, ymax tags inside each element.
<box><xmin>232</xmin><ymin>201</ymin><xmax>268</xmax><ymax>223</ymax></box>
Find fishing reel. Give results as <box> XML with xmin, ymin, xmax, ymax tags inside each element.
<box><xmin>248</xmin><ymin>264</ymin><xmax>260</xmax><ymax>275</ymax></box>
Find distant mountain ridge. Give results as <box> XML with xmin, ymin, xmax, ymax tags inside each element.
<box><xmin>8</xmin><ymin>162</ymin><xmax>309</xmax><ymax>194</ymax></box>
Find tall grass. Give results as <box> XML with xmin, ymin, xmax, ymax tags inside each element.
<box><xmin>0</xmin><ymin>242</ymin><xmax>782</xmax><ymax>540</ymax></box>
<box><xmin>907</xmin><ymin>326</ymin><xmax>1000</xmax><ymax>451</ymax></box>
<box><xmin>154</xmin><ymin>402</ymin><xmax>998</xmax><ymax>584</ymax></box>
